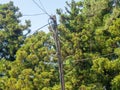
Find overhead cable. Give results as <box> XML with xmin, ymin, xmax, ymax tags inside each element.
<box><xmin>66</xmin><ymin>53</ymin><xmax>116</xmax><ymax>73</ymax></box>
<box><xmin>22</xmin><ymin>13</ymin><xmax>46</xmax><ymax>16</ymax></box>
<box><xmin>38</xmin><ymin>0</ymin><xmax>48</xmax><ymax>14</ymax></box>
<box><xmin>32</xmin><ymin>0</ymin><xmax>50</xmax><ymax>17</ymax></box>
<box><xmin>32</xmin><ymin>23</ymin><xmax>49</xmax><ymax>34</ymax></box>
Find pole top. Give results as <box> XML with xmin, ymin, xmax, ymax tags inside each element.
<box><xmin>50</xmin><ymin>15</ymin><xmax>57</xmax><ymax>29</ymax></box>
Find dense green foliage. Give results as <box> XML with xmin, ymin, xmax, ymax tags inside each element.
<box><xmin>57</xmin><ymin>0</ymin><xmax>120</xmax><ymax>89</ymax></box>
<box><xmin>0</xmin><ymin>1</ymin><xmax>30</xmax><ymax>61</ymax></box>
<box><xmin>0</xmin><ymin>32</ymin><xmax>59</xmax><ymax>89</ymax></box>
<box><xmin>0</xmin><ymin>0</ymin><xmax>120</xmax><ymax>90</ymax></box>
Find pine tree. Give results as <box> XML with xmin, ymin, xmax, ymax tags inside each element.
<box><xmin>1</xmin><ymin>0</ymin><xmax>120</xmax><ymax>89</ymax></box>
<box><xmin>0</xmin><ymin>31</ymin><xmax>59</xmax><ymax>89</ymax></box>
<box><xmin>0</xmin><ymin>1</ymin><xmax>31</xmax><ymax>61</ymax></box>
<box><xmin>57</xmin><ymin>0</ymin><xmax>120</xmax><ymax>89</ymax></box>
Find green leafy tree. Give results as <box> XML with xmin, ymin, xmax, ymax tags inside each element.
<box><xmin>57</xmin><ymin>0</ymin><xmax>95</xmax><ymax>89</ymax></box>
<box><xmin>0</xmin><ymin>1</ymin><xmax>31</xmax><ymax>61</ymax></box>
<box><xmin>0</xmin><ymin>31</ymin><xmax>60</xmax><ymax>90</ymax></box>
<box><xmin>111</xmin><ymin>74</ymin><xmax>120</xmax><ymax>90</ymax></box>
<box><xmin>57</xmin><ymin>0</ymin><xmax>120</xmax><ymax>89</ymax></box>
<box><xmin>1</xmin><ymin>0</ymin><xmax>120</xmax><ymax>90</ymax></box>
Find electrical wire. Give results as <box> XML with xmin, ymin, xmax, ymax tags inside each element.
<box><xmin>29</xmin><ymin>18</ymin><xmax>53</xmax><ymax>35</ymax></box>
<box><xmin>32</xmin><ymin>23</ymin><xmax>50</xmax><ymax>34</ymax></box>
<box><xmin>22</xmin><ymin>13</ymin><xmax>46</xmax><ymax>16</ymax></box>
<box><xmin>32</xmin><ymin>0</ymin><xmax>50</xmax><ymax>17</ymax></box>
<box><xmin>32</xmin><ymin>0</ymin><xmax>45</xmax><ymax>12</ymax></box>
<box><xmin>29</xmin><ymin>0</ymin><xmax>52</xmax><ymax>34</ymax></box>
<box><xmin>74</xmin><ymin>52</ymin><xmax>115</xmax><ymax>62</ymax></box>
<box><xmin>38</xmin><ymin>0</ymin><xmax>48</xmax><ymax>14</ymax></box>
<box><xmin>65</xmin><ymin>53</ymin><xmax>116</xmax><ymax>73</ymax></box>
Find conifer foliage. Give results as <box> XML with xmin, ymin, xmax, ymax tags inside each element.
<box><xmin>0</xmin><ymin>0</ymin><xmax>120</xmax><ymax>90</ymax></box>
<box><xmin>0</xmin><ymin>1</ymin><xmax>31</xmax><ymax>61</ymax></box>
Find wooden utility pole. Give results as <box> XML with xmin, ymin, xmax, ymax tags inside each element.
<box><xmin>49</xmin><ymin>15</ymin><xmax>65</xmax><ymax>90</ymax></box>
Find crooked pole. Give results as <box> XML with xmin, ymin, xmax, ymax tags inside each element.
<box><xmin>49</xmin><ymin>15</ymin><xmax>65</xmax><ymax>90</ymax></box>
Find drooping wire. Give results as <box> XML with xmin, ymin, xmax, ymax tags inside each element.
<box><xmin>32</xmin><ymin>0</ymin><xmax>45</xmax><ymax>12</ymax></box>
<box><xmin>32</xmin><ymin>23</ymin><xmax>50</xmax><ymax>34</ymax></box>
<box><xmin>32</xmin><ymin>0</ymin><xmax>50</xmax><ymax>17</ymax></box>
<box><xmin>38</xmin><ymin>0</ymin><xmax>48</xmax><ymax>15</ymax></box>
<box><xmin>22</xmin><ymin>13</ymin><xmax>46</xmax><ymax>16</ymax></box>
<box><xmin>65</xmin><ymin>53</ymin><xmax>116</xmax><ymax>73</ymax></box>
<box><xmin>31</xmin><ymin>17</ymin><xmax>54</xmax><ymax>35</ymax></box>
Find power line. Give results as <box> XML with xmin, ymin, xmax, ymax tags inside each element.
<box><xmin>22</xmin><ymin>13</ymin><xmax>46</xmax><ymax>16</ymax></box>
<box><xmin>32</xmin><ymin>0</ymin><xmax>50</xmax><ymax>17</ymax></box>
<box><xmin>32</xmin><ymin>0</ymin><xmax>44</xmax><ymax>12</ymax></box>
<box><xmin>65</xmin><ymin>53</ymin><xmax>116</xmax><ymax>74</ymax></box>
<box><xmin>69</xmin><ymin>53</ymin><xmax>115</xmax><ymax>63</ymax></box>
<box><xmin>29</xmin><ymin>0</ymin><xmax>51</xmax><ymax>34</ymax></box>
<box><xmin>38</xmin><ymin>0</ymin><xmax>48</xmax><ymax>14</ymax></box>
<box><xmin>32</xmin><ymin>23</ymin><xmax>49</xmax><ymax>34</ymax></box>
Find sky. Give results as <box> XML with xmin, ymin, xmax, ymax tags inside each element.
<box><xmin>0</xmin><ymin>0</ymin><xmax>79</xmax><ymax>33</ymax></box>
